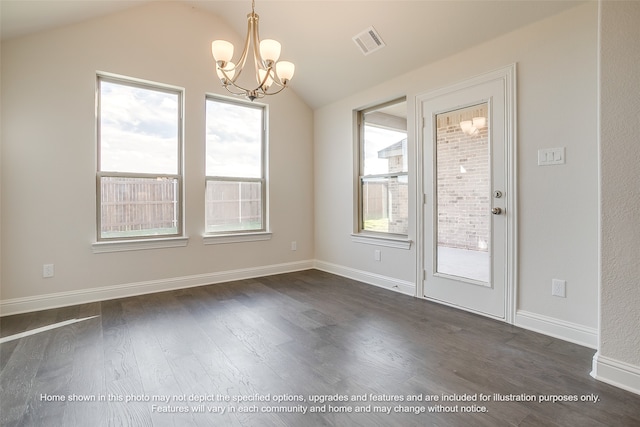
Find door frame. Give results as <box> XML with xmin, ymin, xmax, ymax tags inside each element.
<box><xmin>415</xmin><ymin>64</ymin><xmax>517</xmax><ymax>324</ymax></box>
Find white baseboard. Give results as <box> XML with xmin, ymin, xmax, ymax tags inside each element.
<box><xmin>591</xmin><ymin>352</ymin><xmax>640</xmax><ymax>396</ymax></box>
<box><xmin>0</xmin><ymin>260</ymin><xmax>314</xmax><ymax>316</ymax></box>
<box><xmin>515</xmin><ymin>310</ymin><xmax>598</xmax><ymax>349</ymax></box>
<box><xmin>314</xmin><ymin>260</ymin><xmax>416</xmax><ymax>296</ymax></box>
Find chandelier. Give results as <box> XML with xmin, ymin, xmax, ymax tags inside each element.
<box><xmin>211</xmin><ymin>0</ymin><xmax>295</xmax><ymax>101</ymax></box>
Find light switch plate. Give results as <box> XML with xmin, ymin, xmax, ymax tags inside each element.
<box><xmin>538</xmin><ymin>147</ymin><xmax>565</xmax><ymax>166</ymax></box>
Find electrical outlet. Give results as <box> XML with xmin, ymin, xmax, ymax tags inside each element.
<box><xmin>552</xmin><ymin>279</ymin><xmax>566</xmax><ymax>298</ymax></box>
<box><xmin>43</xmin><ymin>264</ymin><xmax>55</xmax><ymax>278</ymax></box>
<box><xmin>291</xmin><ymin>241</ymin><xmax>297</xmax><ymax>251</ymax></box>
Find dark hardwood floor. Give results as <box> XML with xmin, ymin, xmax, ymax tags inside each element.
<box><xmin>1</xmin><ymin>269</ymin><xmax>639</xmax><ymax>426</ymax></box>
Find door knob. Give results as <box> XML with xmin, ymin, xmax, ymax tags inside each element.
<box><xmin>491</xmin><ymin>207</ymin><xmax>502</xmax><ymax>215</ymax></box>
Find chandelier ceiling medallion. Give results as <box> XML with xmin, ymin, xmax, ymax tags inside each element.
<box><xmin>211</xmin><ymin>0</ymin><xmax>295</xmax><ymax>101</ymax></box>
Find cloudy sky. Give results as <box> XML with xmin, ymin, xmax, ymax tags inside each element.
<box><xmin>99</xmin><ymin>80</ymin><xmax>401</xmax><ymax>180</ymax></box>
<box><xmin>205</xmin><ymin>99</ymin><xmax>262</xmax><ymax>179</ymax></box>
<box><xmin>99</xmin><ymin>81</ymin><xmax>265</xmax><ymax>179</ymax></box>
<box><xmin>363</xmin><ymin>126</ymin><xmax>407</xmax><ymax>176</ymax></box>
<box><xmin>99</xmin><ymin>80</ymin><xmax>179</xmax><ymax>175</ymax></box>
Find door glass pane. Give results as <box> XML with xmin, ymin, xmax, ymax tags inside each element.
<box><xmin>435</xmin><ymin>103</ymin><xmax>490</xmax><ymax>283</ymax></box>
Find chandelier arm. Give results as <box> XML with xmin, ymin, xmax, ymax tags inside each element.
<box><xmin>229</xmin><ymin>12</ymin><xmax>256</xmax><ymax>84</ymax></box>
<box><xmin>259</xmin><ymin>84</ymin><xmax>288</xmax><ymax>97</ymax></box>
<box><xmin>268</xmin><ymin>85</ymin><xmax>288</xmax><ymax>95</ymax></box>
<box><xmin>220</xmin><ymin>76</ymin><xmax>261</xmax><ymax>95</ymax></box>
<box><xmin>256</xmin><ymin>65</ymin><xmax>274</xmax><ymax>90</ymax></box>
<box><xmin>268</xmin><ymin>70</ymin><xmax>287</xmax><ymax>88</ymax></box>
<box><xmin>220</xmin><ymin>64</ymin><xmax>286</xmax><ymax>98</ymax></box>
<box><xmin>223</xmin><ymin>84</ymin><xmax>252</xmax><ymax>97</ymax></box>
<box><xmin>219</xmin><ymin>62</ymin><xmax>278</xmax><ymax>95</ymax></box>
<box><xmin>251</xmin><ymin>11</ymin><xmax>267</xmax><ymax>70</ymax></box>
<box><xmin>222</xmin><ymin>74</ymin><xmax>287</xmax><ymax>100</ymax></box>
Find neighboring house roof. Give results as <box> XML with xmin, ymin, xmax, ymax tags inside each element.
<box><xmin>378</xmin><ymin>138</ymin><xmax>407</xmax><ymax>159</ymax></box>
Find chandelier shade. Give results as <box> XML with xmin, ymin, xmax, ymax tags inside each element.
<box><xmin>259</xmin><ymin>39</ymin><xmax>281</xmax><ymax>64</ymax></box>
<box><xmin>211</xmin><ymin>40</ymin><xmax>234</xmax><ymax>64</ymax></box>
<box><xmin>460</xmin><ymin>116</ymin><xmax>487</xmax><ymax>136</ymax></box>
<box><xmin>211</xmin><ymin>0</ymin><xmax>295</xmax><ymax>101</ymax></box>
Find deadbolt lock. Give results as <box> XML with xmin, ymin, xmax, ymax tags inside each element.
<box><xmin>493</xmin><ymin>190</ymin><xmax>503</xmax><ymax>198</ymax></box>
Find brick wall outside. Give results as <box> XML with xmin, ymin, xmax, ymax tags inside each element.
<box><xmin>387</xmin><ymin>176</ymin><xmax>408</xmax><ymax>234</ymax></box>
<box><xmin>436</xmin><ymin>106</ymin><xmax>490</xmax><ymax>251</ymax></box>
<box><xmin>362</xmin><ymin>174</ymin><xmax>408</xmax><ymax>235</ymax></box>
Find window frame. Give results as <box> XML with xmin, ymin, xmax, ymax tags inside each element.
<box><xmin>95</xmin><ymin>74</ymin><xmax>185</xmax><ymax>245</ymax></box>
<box><xmin>354</xmin><ymin>97</ymin><xmax>411</xmax><ymax>246</ymax></box>
<box><xmin>204</xmin><ymin>95</ymin><xmax>268</xmax><ymax>238</ymax></box>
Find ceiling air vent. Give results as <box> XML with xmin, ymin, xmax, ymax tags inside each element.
<box><xmin>353</xmin><ymin>26</ymin><xmax>386</xmax><ymax>56</ymax></box>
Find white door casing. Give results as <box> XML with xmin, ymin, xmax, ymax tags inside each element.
<box><xmin>416</xmin><ymin>65</ymin><xmax>517</xmax><ymax>322</ymax></box>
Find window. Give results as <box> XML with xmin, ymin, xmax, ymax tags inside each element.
<box><xmin>96</xmin><ymin>75</ymin><xmax>183</xmax><ymax>241</ymax></box>
<box><xmin>205</xmin><ymin>96</ymin><xmax>266</xmax><ymax>234</ymax></box>
<box><xmin>357</xmin><ymin>98</ymin><xmax>408</xmax><ymax>236</ymax></box>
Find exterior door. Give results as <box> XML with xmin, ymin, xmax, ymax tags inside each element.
<box><xmin>419</xmin><ymin>66</ymin><xmax>515</xmax><ymax>321</ymax></box>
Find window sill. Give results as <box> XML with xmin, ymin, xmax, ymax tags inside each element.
<box><xmin>350</xmin><ymin>233</ymin><xmax>412</xmax><ymax>250</ymax></box>
<box><xmin>203</xmin><ymin>231</ymin><xmax>272</xmax><ymax>245</ymax></box>
<box><xmin>92</xmin><ymin>236</ymin><xmax>189</xmax><ymax>253</ymax></box>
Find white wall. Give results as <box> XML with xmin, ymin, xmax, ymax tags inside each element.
<box><xmin>314</xmin><ymin>3</ymin><xmax>599</xmax><ymax>345</ymax></box>
<box><xmin>0</xmin><ymin>2</ymin><xmax>314</xmax><ymax>312</ymax></box>
<box><xmin>592</xmin><ymin>0</ymin><xmax>640</xmax><ymax>394</ymax></box>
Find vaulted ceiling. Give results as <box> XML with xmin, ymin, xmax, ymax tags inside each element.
<box><xmin>1</xmin><ymin>0</ymin><xmax>583</xmax><ymax>109</ymax></box>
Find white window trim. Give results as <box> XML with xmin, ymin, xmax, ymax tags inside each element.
<box><xmin>350</xmin><ymin>233</ymin><xmax>412</xmax><ymax>250</ymax></box>
<box><xmin>92</xmin><ymin>236</ymin><xmax>189</xmax><ymax>253</ymax></box>
<box><xmin>203</xmin><ymin>231</ymin><xmax>272</xmax><ymax>245</ymax></box>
